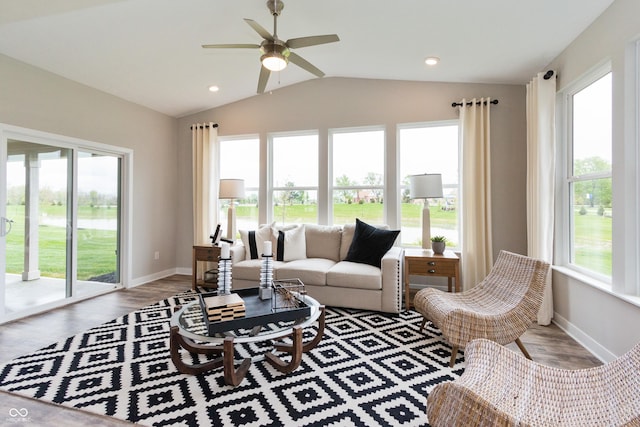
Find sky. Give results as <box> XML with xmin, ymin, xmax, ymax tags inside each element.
<box><xmin>6</xmin><ymin>153</ymin><xmax>119</xmax><ymax>195</ymax></box>
<box><xmin>573</xmin><ymin>72</ymin><xmax>612</xmax><ymax>164</ymax></box>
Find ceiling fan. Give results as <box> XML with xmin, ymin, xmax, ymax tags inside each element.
<box><xmin>202</xmin><ymin>0</ymin><xmax>340</xmax><ymax>94</ymax></box>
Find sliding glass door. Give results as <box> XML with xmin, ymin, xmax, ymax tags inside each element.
<box><xmin>1</xmin><ymin>131</ymin><xmax>123</xmax><ymax>320</ymax></box>
<box><xmin>76</xmin><ymin>151</ymin><xmax>121</xmax><ymax>293</ymax></box>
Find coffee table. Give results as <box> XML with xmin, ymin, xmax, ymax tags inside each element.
<box><xmin>169</xmin><ymin>287</ymin><xmax>325</xmax><ymax>386</ymax></box>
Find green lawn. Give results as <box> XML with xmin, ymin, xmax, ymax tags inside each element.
<box><xmin>5</xmin><ymin>201</ymin><xmax>611</xmax><ymax>279</ymax></box>
<box><xmin>5</xmin><ymin>204</ymin><xmax>118</xmax><ymax>280</ymax></box>
<box><xmin>573</xmin><ymin>209</ymin><xmax>612</xmax><ymax>276</ymax></box>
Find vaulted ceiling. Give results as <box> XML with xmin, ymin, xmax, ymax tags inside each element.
<box><xmin>0</xmin><ymin>0</ymin><xmax>615</xmax><ymax>117</ymax></box>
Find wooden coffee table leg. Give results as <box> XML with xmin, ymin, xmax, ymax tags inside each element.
<box><xmin>273</xmin><ymin>305</ymin><xmax>326</xmax><ymax>353</ymax></box>
<box><xmin>223</xmin><ymin>336</ymin><xmax>252</xmax><ymax>386</ymax></box>
<box><xmin>265</xmin><ymin>326</ymin><xmax>303</xmax><ymax>373</ymax></box>
<box><xmin>170</xmin><ymin>326</ymin><xmax>224</xmax><ymax>375</ymax></box>
<box><xmin>303</xmin><ymin>305</ymin><xmax>325</xmax><ymax>352</ymax></box>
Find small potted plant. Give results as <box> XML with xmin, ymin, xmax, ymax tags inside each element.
<box><xmin>431</xmin><ymin>235</ymin><xmax>447</xmax><ymax>254</ymax></box>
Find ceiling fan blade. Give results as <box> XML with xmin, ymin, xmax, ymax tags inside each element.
<box><xmin>286</xmin><ymin>34</ymin><xmax>339</xmax><ymax>49</ymax></box>
<box><xmin>288</xmin><ymin>52</ymin><xmax>324</xmax><ymax>78</ymax></box>
<box><xmin>244</xmin><ymin>18</ymin><xmax>273</xmax><ymax>41</ymax></box>
<box><xmin>202</xmin><ymin>43</ymin><xmax>260</xmax><ymax>49</ymax></box>
<box><xmin>257</xmin><ymin>65</ymin><xmax>271</xmax><ymax>94</ymax></box>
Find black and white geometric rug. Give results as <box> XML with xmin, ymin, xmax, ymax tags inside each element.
<box><xmin>0</xmin><ymin>291</ymin><xmax>464</xmax><ymax>426</ymax></box>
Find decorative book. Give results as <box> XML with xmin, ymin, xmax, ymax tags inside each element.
<box><xmin>198</xmin><ymin>288</ymin><xmax>311</xmax><ymax>335</ymax></box>
<box><xmin>202</xmin><ymin>293</ymin><xmax>245</xmax><ymax>321</ymax></box>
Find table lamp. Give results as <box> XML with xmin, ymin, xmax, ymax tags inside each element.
<box><xmin>409</xmin><ymin>173</ymin><xmax>443</xmax><ymax>249</ymax></box>
<box><xmin>219</xmin><ymin>179</ymin><xmax>245</xmax><ymax>241</ymax></box>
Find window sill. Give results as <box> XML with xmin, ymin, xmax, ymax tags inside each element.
<box><xmin>553</xmin><ymin>265</ymin><xmax>640</xmax><ymax>309</ymax></box>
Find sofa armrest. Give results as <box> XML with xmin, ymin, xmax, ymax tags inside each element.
<box><xmin>230</xmin><ymin>244</ymin><xmax>246</xmax><ymax>263</ymax></box>
<box><xmin>380</xmin><ymin>246</ymin><xmax>404</xmax><ymax>313</ymax></box>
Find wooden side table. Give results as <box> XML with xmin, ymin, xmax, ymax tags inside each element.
<box><xmin>192</xmin><ymin>245</ymin><xmax>221</xmax><ymax>290</ymax></box>
<box><xmin>404</xmin><ymin>248</ymin><xmax>461</xmax><ymax>310</ymax></box>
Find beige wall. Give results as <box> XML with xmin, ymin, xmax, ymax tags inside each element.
<box><xmin>547</xmin><ymin>0</ymin><xmax>640</xmax><ymax>360</ymax></box>
<box><xmin>0</xmin><ymin>54</ymin><xmax>179</xmax><ymax>282</ymax></box>
<box><xmin>176</xmin><ymin>77</ymin><xmax>527</xmax><ymax>270</ymax></box>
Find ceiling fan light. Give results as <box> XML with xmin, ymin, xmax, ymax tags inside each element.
<box><xmin>261</xmin><ymin>51</ymin><xmax>288</xmax><ymax>71</ymax></box>
<box><xmin>425</xmin><ymin>56</ymin><xmax>440</xmax><ymax>66</ymax></box>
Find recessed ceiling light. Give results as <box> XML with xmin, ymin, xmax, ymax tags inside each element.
<box><xmin>424</xmin><ymin>57</ymin><xmax>440</xmax><ymax>66</ymax></box>
<box><xmin>208</xmin><ymin>85</ymin><xmax>219</xmax><ymax>92</ymax></box>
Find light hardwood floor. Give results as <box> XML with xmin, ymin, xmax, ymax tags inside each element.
<box><xmin>0</xmin><ymin>275</ymin><xmax>602</xmax><ymax>426</ymax></box>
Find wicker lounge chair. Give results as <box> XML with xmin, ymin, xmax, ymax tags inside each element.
<box><xmin>413</xmin><ymin>250</ymin><xmax>549</xmax><ymax>367</ymax></box>
<box><xmin>427</xmin><ymin>338</ymin><xmax>640</xmax><ymax>426</ymax></box>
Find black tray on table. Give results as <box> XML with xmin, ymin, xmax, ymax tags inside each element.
<box><xmin>199</xmin><ymin>287</ymin><xmax>311</xmax><ymax>335</ymax></box>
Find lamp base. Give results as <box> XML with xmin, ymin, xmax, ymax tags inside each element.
<box><xmin>227</xmin><ymin>205</ymin><xmax>236</xmax><ymax>242</ymax></box>
<box><xmin>422</xmin><ymin>205</ymin><xmax>431</xmax><ymax>250</ymax></box>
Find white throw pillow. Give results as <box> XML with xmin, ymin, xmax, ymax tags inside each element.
<box><xmin>239</xmin><ymin>225</ymin><xmax>273</xmax><ymax>259</ymax></box>
<box><xmin>274</xmin><ymin>224</ymin><xmax>307</xmax><ymax>262</ymax></box>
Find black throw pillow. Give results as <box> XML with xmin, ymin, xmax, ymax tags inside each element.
<box><xmin>345</xmin><ymin>218</ymin><xmax>400</xmax><ymax>268</ymax></box>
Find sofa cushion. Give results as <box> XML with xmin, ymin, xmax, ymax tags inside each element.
<box><xmin>340</xmin><ymin>221</ymin><xmax>391</xmax><ymax>260</ymax></box>
<box><xmin>232</xmin><ymin>259</ymin><xmax>263</xmax><ymax>282</ymax></box>
<box><xmin>305</xmin><ymin>224</ymin><xmax>342</xmax><ymax>262</ymax></box>
<box><xmin>345</xmin><ymin>218</ymin><xmax>400</xmax><ymax>268</ymax></box>
<box><xmin>339</xmin><ymin>223</ymin><xmax>356</xmax><ymax>261</ymax></box>
<box><xmin>234</xmin><ymin>259</ymin><xmax>285</xmax><ymax>282</ymax></box>
<box><xmin>327</xmin><ymin>261</ymin><xmax>382</xmax><ymax>290</ymax></box>
<box><xmin>239</xmin><ymin>225</ymin><xmax>272</xmax><ymax>259</ymax></box>
<box><xmin>274</xmin><ymin>224</ymin><xmax>307</xmax><ymax>262</ymax></box>
<box><xmin>275</xmin><ymin>258</ymin><xmax>336</xmax><ymax>287</ymax></box>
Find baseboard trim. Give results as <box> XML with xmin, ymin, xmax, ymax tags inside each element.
<box><xmin>129</xmin><ymin>268</ymin><xmax>180</xmax><ymax>288</ymax></box>
<box><xmin>552</xmin><ymin>311</ymin><xmax>616</xmax><ymax>363</ymax></box>
<box><xmin>175</xmin><ymin>267</ymin><xmax>191</xmax><ymax>276</ymax></box>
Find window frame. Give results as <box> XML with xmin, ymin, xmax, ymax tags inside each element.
<box><xmin>397</xmin><ymin>120</ymin><xmax>460</xmax><ymax>249</ymax></box>
<box><xmin>328</xmin><ymin>126</ymin><xmax>386</xmax><ymax>226</ymax></box>
<box><xmin>267</xmin><ymin>130</ymin><xmax>319</xmax><ymax>226</ymax></box>
<box><xmin>218</xmin><ymin>135</ymin><xmax>260</xmax><ymax>231</ymax></box>
<box><xmin>557</xmin><ymin>62</ymin><xmax>613</xmax><ymax>284</ymax></box>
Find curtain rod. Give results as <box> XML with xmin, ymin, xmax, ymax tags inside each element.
<box><xmin>451</xmin><ymin>99</ymin><xmax>499</xmax><ymax>108</ymax></box>
<box><xmin>190</xmin><ymin>123</ymin><xmax>219</xmax><ymax>130</ymax></box>
<box><xmin>543</xmin><ymin>70</ymin><xmax>555</xmax><ymax>80</ymax></box>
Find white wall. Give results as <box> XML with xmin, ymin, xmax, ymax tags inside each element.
<box><xmin>176</xmin><ymin>77</ymin><xmax>528</xmax><ymax>276</ymax></box>
<box><xmin>0</xmin><ymin>54</ymin><xmax>179</xmax><ymax>283</ymax></box>
<box><xmin>548</xmin><ymin>0</ymin><xmax>640</xmax><ymax>360</ymax></box>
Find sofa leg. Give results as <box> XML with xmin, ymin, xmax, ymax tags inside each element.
<box><xmin>420</xmin><ymin>317</ymin><xmax>427</xmax><ymax>332</ymax></box>
<box><xmin>515</xmin><ymin>338</ymin><xmax>533</xmax><ymax>360</ymax></box>
<box><xmin>449</xmin><ymin>346</ymin><xmax>458</xmax><ymax>367</ymax></box>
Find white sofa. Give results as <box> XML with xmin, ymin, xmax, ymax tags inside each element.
<box><xmin>229</xmin><ymin>222</ymin><xmax>404</xmax><ymax>313</ymax></box>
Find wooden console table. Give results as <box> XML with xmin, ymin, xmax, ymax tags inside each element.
<box><xmin>192</xmin><ymin>245</ymin><xmax>221</xmax><ymax>290</ymax></box>
<box><xmin>404</xmin><ymin>248</ymin><xmax>460</xmax><ymax>310</ymax></box>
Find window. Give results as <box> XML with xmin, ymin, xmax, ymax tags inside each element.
<box><xmin>270</xmin><ymin>132</ymin><xmax>318</xmax><ymax>226</ymax></box>
<box><xmin>219</xmin><ymin>137</ymin><xmax>259</xmax><ymax>232</ymax></box>
<box><xmin>564</xmin><ymin>70</ymin><xmax>612</xmax><ymax>279</ymax></box>
<box><xmin>399</xmin><ymin>122</ymin><xmax>459</xmax><ymax>248</ymax></box>
<box><xmin>330</xmin><ymin>128</ymin><xmax>384</xmax><ymax>225</ymax></box>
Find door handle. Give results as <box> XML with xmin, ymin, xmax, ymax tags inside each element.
<box><xmin>1</xmin><ymin>217</ymin><xmax>14</xmax><ymax>237</ymax></box>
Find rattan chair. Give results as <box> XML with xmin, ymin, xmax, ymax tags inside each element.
<box><xmin>427</xmin><ymin>338</ymin><xmax>640</xmax><ymax>426</ymax></box>
<box><xmin>413</xmin><ymin>250</ymin><xmax>549</xmax><ymax>367</ymax></box>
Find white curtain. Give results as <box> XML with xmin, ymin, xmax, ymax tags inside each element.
<box><xmin>459</xmin><ymin>98</ymin><xmax>493</xmax><ymax>289</ymax></box>
<box><xmin>192</xmin><ymin>123</ymin><xmax>219</xmax><ymax>245</ymax></box>
<box><xmin>526</xmin><ymin>72</ymin><xmax>556</xmax><ymax>325</ymax></box>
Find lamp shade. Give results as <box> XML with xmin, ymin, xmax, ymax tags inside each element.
<box><xmin>219</xmin><ymin>179</ymin><xmax>245</xmax><ymax>199</ymax></box>
<box><xmin>409</xmin><ymin>174</ymin><xmax>443</xmax><ymax>199</ymax></box>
